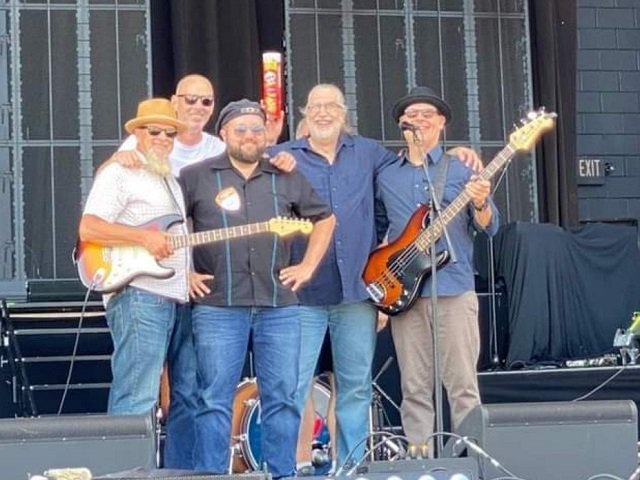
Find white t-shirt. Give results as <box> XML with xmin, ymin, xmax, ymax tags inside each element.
<box><xmin>120</xmin><ymin>132</ymin><xmax>226</xmax><ymax>177</ymax></box>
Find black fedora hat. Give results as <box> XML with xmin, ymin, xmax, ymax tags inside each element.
<box><xmin>392</xmin><ymin>86</ymin><xmax>452</xmax><ymax>124</ymax></box>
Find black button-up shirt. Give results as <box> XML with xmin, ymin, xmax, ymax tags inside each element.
<box><xmin>179</xmin><ymin>153</ymin><xmax>332</xmax><ymax>307</ymax></box>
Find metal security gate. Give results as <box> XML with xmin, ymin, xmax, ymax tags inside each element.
<box><xmin>0</xmin><ymin>0</ymin><xmax>151</xmax><ymax>292</ymax></box>
<box><xmin>285</xmin><ymin>0</ymin><xmax>537</xmax><ymax>224</ymax></box>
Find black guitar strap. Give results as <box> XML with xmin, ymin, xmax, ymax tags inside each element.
<box><xmin>422</xmin><ymin>151</ymin><xmax>452</xmax><ymax>208</ymax></box>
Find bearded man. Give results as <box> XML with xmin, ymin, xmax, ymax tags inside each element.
<box><xmin>179</xmin><ymin>99</ymin><xmax>335</xmax><ymax>478</ymax></box>
<box><xmin>78</xmin><ymin>97</ymin><xmax>189</xmax><ymax>415</ymax></box>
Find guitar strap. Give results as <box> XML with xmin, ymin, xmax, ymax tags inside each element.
<box><xmin>422</xmin><ymin>151</ymin><xmax>452</xmax><ymax>208</ymax></box>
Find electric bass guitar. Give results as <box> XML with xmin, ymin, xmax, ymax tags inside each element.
<box><xmin>363</xmin><ymin>109</ymin><xmax>557</xmax><ymax>315</ymax></box>
<box><xmin>74</xmin><ymin>215</ymin><xmax>313</xmax><ymax>293</ymax></box>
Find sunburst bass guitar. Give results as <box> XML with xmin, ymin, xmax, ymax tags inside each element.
<box><xmin>363</xmin><ymin>109</ymin><xmax>557</xmax><ymax>315</ymax></box>
<box><xmin>74</xmin><ymin>215</ymin><xmax>313</xmax><ymax>293</ymax></box>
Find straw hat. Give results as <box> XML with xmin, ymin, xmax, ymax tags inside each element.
<box><xmin>124</xmin><ymin>97</ymin><xmax>187</xmax><ymax>134</ymax></box>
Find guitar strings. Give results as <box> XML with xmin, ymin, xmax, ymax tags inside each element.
<box><xmin>371</xmin><ymin>144</ymin><xmax>516</xmax><ymax>290</ymax></box>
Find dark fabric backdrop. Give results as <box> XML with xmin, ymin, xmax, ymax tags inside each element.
<box><xmin>150</xmin><ymin>0</ymin><xmax>284</xmax><ymax>126</ymax></box>
<box><xmin>495</xmin><ymin>222</ymin><xmax>640</xmax><ymax>368</ymax></box>
<box><xmin>529</xmin><ymin>0</ymin><xmax>578</xmax><ymax>228</ymax></box>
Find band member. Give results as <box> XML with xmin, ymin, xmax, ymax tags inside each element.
<box><xmin>78</xmin><ymin>98</ymin><xmax>189</xmax><ymax>416</ymax></box>
<box><xmin>375</xmin><ymin>86</ymin><xmax>499</xmax><ymax>451</ymax></box>
<box><xmin>109</xmin><ymin>74</ymin><xmax>294</xmax><ymax>469</ymax></box>
<box><xmin>269</xmin><ymin>83</ymin><xmax>484</xmax><ymax>473</ymax></box>
<box><xmin>180</xmin><ymin>99</ymin><xmax>335</xmax><ymax>477</ymax></box>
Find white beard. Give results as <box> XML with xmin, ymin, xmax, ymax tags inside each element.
<box><xmin>143</xmin><ymin>150</ymin><xmax>172</xmax><ymax>177</ymax></box>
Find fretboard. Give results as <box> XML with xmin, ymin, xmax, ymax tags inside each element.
<box><xmin>171</xmin><ymin>221</ymin><xmax>271</xmax><ymax>249</ymax></box>
<box><xmin>414</xmin><ymin>143</ymin><xmax>516</xmax><ymax>251</ymax></box>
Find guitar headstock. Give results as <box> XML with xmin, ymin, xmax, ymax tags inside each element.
<box><xmin>268</xmin><ymin>217</ymin><xmax>314</xmax><ymax>236</ymax></box>
<box><xmin>509</xmin><ymin>108</ymin><xmax>557</xmax><ymax>152</ymax></box>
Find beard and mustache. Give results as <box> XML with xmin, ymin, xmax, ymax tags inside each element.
<box><xmin>227</xmin><ymin>140</ymin><xmax>265</xmax><ymax>165</ymax></box>
<box><xmin>143</xmin><ymin>149</ymin><xmax>172</xmax><ymax>177</ymax></box>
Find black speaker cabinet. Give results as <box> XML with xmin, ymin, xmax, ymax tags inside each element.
<box><xmin>446</xmin><ymin>400</ymin><xmax>638</xmax><ymax>480</ymax></box>
<box><xmin>0</xmin><ymin>412</ymin><xmax>156</xmax><ymax>479</ymax></box>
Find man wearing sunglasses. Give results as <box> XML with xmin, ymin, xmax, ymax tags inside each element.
<box><xmin>78</xmin><ymin>98</ymin><xmax>190</xmax><ymax>423</ymax></box>
<box><xmin>180</xmin><ymin>99</ymin><xmax>335</xmax><ymax>478</ymax></box>
<box><xmin>108</xmin><ymin>74</ymin><xmax>295</xmax><ymax>470</ymax></box>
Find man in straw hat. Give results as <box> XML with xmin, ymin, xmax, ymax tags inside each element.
<box><xmin>79</xmin><ymin>97</ymin><xmax>190</xmax><ymax>416</ymax></box>
<box><xmin>375</xmin><ymin>86</ymin><xmax>499</xmax><ymax>454</ymax></box>
<box><xmin>108</xmin><ymin>74</ymin><xmax>296</xmax><ymax>469</ymax></box>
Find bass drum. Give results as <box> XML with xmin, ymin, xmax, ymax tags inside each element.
<box><xmin>231</xmin><ymin>377</ymin><xmax>331</xmax><ymax>473</ymax></box>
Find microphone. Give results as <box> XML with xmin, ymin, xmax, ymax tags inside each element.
<box><xmin>399</xmin><ymin>121</ymin><xmax>418</xmax><ymax>132</ymax></box>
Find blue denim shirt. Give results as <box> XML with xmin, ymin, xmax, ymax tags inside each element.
<box><xmin>270</xmin><ymin>134</ymin><xmax>398</xmax><ymax>305</ymax></box>
<box><xmin>375</xmin><ymin>145</ymin><xmax>500</xmax><ymax>297</ymax></box>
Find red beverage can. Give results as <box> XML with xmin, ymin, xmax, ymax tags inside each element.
<box><xmin>262</xmin><ymin>51</ymin><xmax>283</xmax><ymax>120</ymax></box>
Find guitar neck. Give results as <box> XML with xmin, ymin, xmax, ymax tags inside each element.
<box><xmin>171</xmin><ymin>222</ymin><xmax>271</xmax><ymax>248</ymax></box>
<box><xmin>415</xmin><ymin>143</ymin><xmax>516</xmax><ymax>251</ymax></box>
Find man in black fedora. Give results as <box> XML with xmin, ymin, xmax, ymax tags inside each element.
<box><xmin>375</xmin><ymin>85</ymin><xmax>500</xmax><ymax>454</ymax></box>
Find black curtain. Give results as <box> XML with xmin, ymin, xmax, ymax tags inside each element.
<box><xmin>495</xmin><ymin>222</ymin><xmax>640</xmax><ymax>368</ymax></box>
<box><xmin>529</xmin><ymin>0</ymin><xmax>578</xmax><ymax>228</ymax></box>
<box><xmin>150</xmin><ymin>0</ymin><xmax>284</xmax><ymax>125</ymax></box>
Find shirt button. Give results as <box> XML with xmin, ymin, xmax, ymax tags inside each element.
<box><xmin>250</xmin><ymin>247</ymin><xmax>256</xmax><ymax>252</ymax></box>
<box><xmin>251</xmin><ymin>272</ymin><xmax>256</xmax><ymax>276</ymax></box>
<box><xmin>247</xmin><ymin>201</ymin><xmax>252</xmax><ymax>206</ymax></box>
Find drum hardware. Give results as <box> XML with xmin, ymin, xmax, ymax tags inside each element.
<box><xmin>369</xmin><ymin>356</ymin><xmax>405</xmax><ymax>462</ymax></box>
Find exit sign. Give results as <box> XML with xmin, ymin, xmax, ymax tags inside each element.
<box><xmin>577</xmin><ymin>158</ymin><xmax>605</xmax><ymax>185</ymax></box>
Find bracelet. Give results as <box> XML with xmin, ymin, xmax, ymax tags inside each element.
<box><xmin>473</xmin><ymin>200</ymin><xmax>489</xmax><ymax>212</ymax></box>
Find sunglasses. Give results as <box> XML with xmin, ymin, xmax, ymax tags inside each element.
<box><xmin>404</xmin><ymin>109</ymin><xmax>440</xmax><ymax>120</ymax></box>
<box><xmin>177</xmin><ymin>94</ymin><xmax>214</xmax><ymax>107</ymax></box>
<box><xmin>232</xmin><ymin>124</ymin><xmax>266</xmax><ymax>136</ymax></box>
<box><xmin>141</xmin><ymin>126</ymin><xmax>178</xmax><ymax>138</ymax></box>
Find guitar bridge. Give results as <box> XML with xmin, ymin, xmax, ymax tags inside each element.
<box><xmin>366</xmin><ymin>283</ymin><xmax>384</xmax><ymax>303</ymax></box>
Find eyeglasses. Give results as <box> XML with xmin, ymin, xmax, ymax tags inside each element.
<box><xmin>305</xmin><ymin>102</ymin><xmax>346</xmax><ymax>115</ymax></box>
<box><xmin>141</xmin><ymin>126</ymin><xmax>178</xmax><ymax>138</ymax></box>
<box><xmin>177</xmin><ymin>94</ymin><xmax>214</xmax><ymax>107</ymax></box>
<box><xmin>404</xmin><ymin>109</ymin><xmax>440</xmax><ymax>120</ymax></box>
<box><xmin>232</xmin><ymin>124</ymin><xmax>266</xmax><ymax>136</ymax></box>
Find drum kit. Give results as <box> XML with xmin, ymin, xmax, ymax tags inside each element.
<box><xmin>230</xmin><ymin>376</ymin><xmax>332</xmax><ymax>473</ymax></box>
<box><xmin>159</xmin><ymin>360</ymin><xmax>403</xmax><ymax>473</ymax></box>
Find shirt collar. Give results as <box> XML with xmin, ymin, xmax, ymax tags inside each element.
<box><xmin>290</xmin><ymin>132</ymin><xmax>355</xmax><ymax>153</ymax></box>
<box><xmin>208</xmin><ymin>153</ymin><xmax>279</xmax><ymax>175</ymax></box>
<box><xmin>399</xmin><ymin>143</ymin><xmax>444</xmax><ymax>166</ymax></box>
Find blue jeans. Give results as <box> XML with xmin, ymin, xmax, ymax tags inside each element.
<box><xmin>105</xmin><ymin>287</ymin><xmax>176</xmax><ymax>415</ymax></box>
<box><xmin>163</xmin><ymin>303</ymin><xmax>198</xmax><ymax>469</ymax></box>
<box><xmin>191</xmin><ymin>305</ymin><xmax>301</xmax><ymax>478</ymax></box>
<box><xmin>296</xmin><ymin>302</ymin><xmax>377</xmax><ymax>469</ymax></box>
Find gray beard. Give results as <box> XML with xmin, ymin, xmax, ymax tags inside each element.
<box><xmin>143</xmin><ymin>150</ymin><xmax>172</xmax><ymax>177</ymax></box>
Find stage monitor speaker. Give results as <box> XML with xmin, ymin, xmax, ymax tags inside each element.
<box><xmin>94</xmin><ymin>470</ymin><xmax>270</xmax><ymax>479</ymax></box>
<box><xmin>445</xmin><ymin>400</ymin><xmax>638</xmax><ymax>480</ymax></box>
<box><xmin>359</xmin><ymin>458</ymin><xmax>479</xmax><ymax>479</ymax></box>
<box><xmin>0</xmin><ymin>412</ymin><xmax>156</xmax><ymax>479</ymax></box>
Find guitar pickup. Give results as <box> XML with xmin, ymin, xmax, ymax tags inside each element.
<box><xmin>366</xmin><ymin>283</ymin><xmax>384</xmax><ymax>302</ymax></box>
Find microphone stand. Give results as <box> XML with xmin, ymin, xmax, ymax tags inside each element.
<box><xmin>408</xmin><ymin>128</ymin><xmax>457</xmax><ymax>457</ymax></box>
